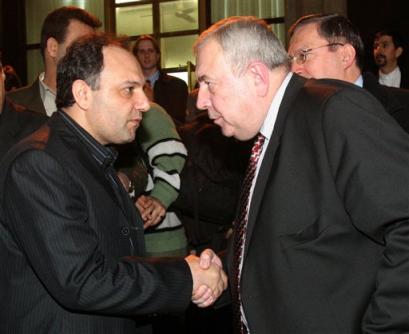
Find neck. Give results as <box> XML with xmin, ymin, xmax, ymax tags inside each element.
<box><xmin>345</xmin><ymin>64</ymin><xmax>362</xmax><ymax>84</ymax></box>
<box><xmin>143</xmin><ymin>67</ymin><xmax>158</xmax><ymax>78</ymax></box>
<box><xmin>42</xmin><ymin>65</ymin><xmax>57</xmax><ymax>93</ymax></box>
<box><xmin>380</xmin><ymin>61</ymin><xmax>398</xmax><ymax>75</ymax></box>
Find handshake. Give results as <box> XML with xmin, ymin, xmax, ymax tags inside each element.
<box><xmin>185</xmin><ymin>249</ymin><xmax>228</xmax><ymax>308</ymax></box>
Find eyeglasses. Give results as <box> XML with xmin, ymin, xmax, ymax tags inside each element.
<box><xmin>289</xmin><ymin>43</ymin><xmax>345</xmax><ymax>65</ymax></box>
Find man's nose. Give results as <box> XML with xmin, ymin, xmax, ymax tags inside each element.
<box><xmin>196</xmin><ymin>87</ymin><xmax>209</xmax><ymax>110</ymax></box>
<box><xmin>135</xmin><ymin>90</ymin><xmax>150</xmax><ymax>113</ymax></box>
<box><xmin>291</xmin><ymin>61</ymin><xmax>304</xmax><ymax>75</ymax></box>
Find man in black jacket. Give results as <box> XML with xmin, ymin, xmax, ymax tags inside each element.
<box><xmin>288</xmin><ymin>13</ymin><xmax>409</xmax><ymax>134</ymax></box>
<box><xmin>0</xmin><ymin>33</ymin><xmax>227</xmax><ymax>334</ymax></box>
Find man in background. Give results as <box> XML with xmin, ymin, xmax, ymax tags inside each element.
<box><xmin>288</xmin><ymin>13</ymin><xmax>409</xmax><ymax>133</ymax></box>
<box><xmin>132</xmin><ymin>35</ymin><xmax>188</xmax><ymax>125</ymax></box>
<box><xmin>373</xmin><ymin>29</ymin><xmax>409</xmax><ymax>89</ymax></box>
<box><xmin>7</xmin><ymin>6</ymin><xmax>101</xmax><ymax>115</ymax></box>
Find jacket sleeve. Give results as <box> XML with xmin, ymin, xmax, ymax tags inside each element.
<box><xmin>137</xmin><ymin>103</ymin><xmax>187</xmax><ymax>208</ymax></box>
<box><xmin>2</xmin><ymin>149</ymin><xmax>192</xmax><ymax>316</ymax></box>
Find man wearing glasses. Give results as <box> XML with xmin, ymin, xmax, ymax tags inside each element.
<box><xmin>0</xmin><ymin>60</ymin><xmax>46</xmax><ymax>160</ymax></box>
<box><xmin>288</xmin><ymin>13</ymin><xmax>409</xmax><ymax>133</ymax></box>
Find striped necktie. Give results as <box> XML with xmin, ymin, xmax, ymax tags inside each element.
<box><xmin>231</xmin><ymin>132</ymin><xmax>265</xmax><ymax>334</ymax></box>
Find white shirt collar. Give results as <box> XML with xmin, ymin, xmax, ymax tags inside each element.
<box><xmin>39</xmin><ymin>72</ymin><xmax>57</xmax><ymax>116</ymax></box>
<box><xmin>378</xmin><ymin>66</ymin><xmax>401</xmax><ymax>88</ymax></box>
<box><xmin>260</xmin><ymin>72</ymin><xmax>293</xmax><ymax>142</ymax></box>
<box><xmin>354</xmin><ymin>74</ymin><xmax>364</xmax><ymax>87</ymax></box>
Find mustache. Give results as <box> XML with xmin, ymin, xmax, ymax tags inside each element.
<box><xmin>375</xmin><ymin>54</ymin><xmax>386</xmax><ymax>61</ymax></box>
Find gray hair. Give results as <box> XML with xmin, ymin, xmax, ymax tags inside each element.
<box><xmin>194</xmin><ymin>16</ymin><xmax>290</xmax><ymax>75</ymax></box>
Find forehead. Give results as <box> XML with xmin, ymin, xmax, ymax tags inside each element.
<box><xmin>102</xmin><ymin>46</ymin><xmax>143</xmax><ymax>79</ymax></box>
<box><xmin>289</xmin><ymin>23</ymin><xmax>325</xmax><ymax>50</ymax></box>
<box><xmin>137</xmin><ymin>40</ymin><xmax>155</xmax><ymax>49</ymax></box>
<box><xmin>196</xmin><ymin>40</ymin><xmax>225</xmax><ymax>76</ymax></box>
<box><xmin>376</xmin><ymin>35</ymin><xmax>393</xmax><ymax>43</ymax></box>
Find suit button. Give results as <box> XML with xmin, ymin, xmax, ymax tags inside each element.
<box><xmin>121</xmin><ymin>226</ymin><xmax>130</xmax><ymax>236</ymax></box>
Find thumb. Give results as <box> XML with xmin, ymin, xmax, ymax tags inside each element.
<box><xmin>199</xmin><ymin>249</ymin><xmax>213</xmax><ymax>269</ymax></box>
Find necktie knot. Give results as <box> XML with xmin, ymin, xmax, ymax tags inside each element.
<box><xmin>250</xmin><ymin>133</ymin><xmax>265</xmax><ymax>162</ymax></box>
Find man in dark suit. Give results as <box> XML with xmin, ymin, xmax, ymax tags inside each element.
<box><xmin>7</xmin><ymin>6</ymin><xmax>101</xmax><ymax>116</ymax></box>
<box><xmin>0</xmin><ymin>60</ymin><xmax>46</xmax><ymax>160</ymax></box>
<box><xmin>132</xmin><ymin>35</ymin><xmax>188</xmax><ymax>126</ymax></box>
<box><xmin>0</xmin><ymin>33</ymin><xmax>227</xmax><ymax>334</ymax></box>
<box><xmin>194</xmin><ymin>17</ymin><xmax>409</xmax><ymax>333</ymax></box>
<box><xmin>288</xmin><ymin>13</ymin><xmax>409</xmax><ymax>134</ymax></box>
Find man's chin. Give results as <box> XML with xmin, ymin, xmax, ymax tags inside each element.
<box><xmin>375</xmin><ymin>57</ymin><xmax>386</xmax><ymax>67</ymax></box>
<box><xmin>219</xmin><ymin>125</ymin><xmax>235</xmax><ymax>138</ymax></box>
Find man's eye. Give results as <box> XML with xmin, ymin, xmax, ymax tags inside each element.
<box><xmin>205</xmin><ymin>81</ymin><xmax>214</xmax><ymax>89</ymax></box>
<box><xmin>124</xmin><ymin>87</ymin><xmax>135</xmax><ymax>95</ymax></box>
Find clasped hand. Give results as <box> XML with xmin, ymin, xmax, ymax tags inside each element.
<box><xmin>185</xmin><ymin>249</ymin><xmax>228</xmax><ymax>308</ymax></box>
<box><xmin>135</xmin><ymin>195</ymin><xmax>166</xmax><ymax>229</ymax></box>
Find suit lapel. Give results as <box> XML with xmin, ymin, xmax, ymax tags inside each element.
<box><xmin>244</xmin><ymin>75</ymin><xmax>306</xmax><ymax>255</ymax></box>
<box><xmin>31</xmin><ymin>79</ymin><xmax>48</xmax><ymax>115</ymax></box>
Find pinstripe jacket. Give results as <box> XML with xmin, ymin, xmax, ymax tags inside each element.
<box><xmin>0</xmin><ymin>111</ymin><xmax>192</xmax><ymax>334</ymax></box>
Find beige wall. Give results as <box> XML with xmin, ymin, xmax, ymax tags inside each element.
<box><xmin>285</xmin><ymin>0</ymin><xmax>347</xmax><ymax>41</ymax></box>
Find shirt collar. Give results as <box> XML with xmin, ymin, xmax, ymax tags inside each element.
<box><xmin>38</xmin><ymin>72</ymin><xmax>55</xmax><ymax>95</ymax></box>
<box><xmin>147</xmin><ymin>70</ymin><xmax>160</xmax><ymax>88</ymax></box>
<box><xmin>58</xmin><ymin>110</ymin><xmax>117</xmax><ymax>169</ymax></box>
<box><xmin>39</xmin><ymin>72</ymin><xmax>57</xmax><ymax>116</ymax></box>
<box><xmin>354</xmin><ymin>74</ymin><xmax>364</xmax><ymax>87</ymax></box>
<box><xmin>379</xmin><ymin>66</ymin><xmax>401</xmax><ymax>88</ymax></box>
<box><xmin>260</xmin><ymin>72</ymin><xmax>293</xmax><ymax>141</ymax></box>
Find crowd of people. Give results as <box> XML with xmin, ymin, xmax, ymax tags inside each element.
<box><xmin>1</xmin><ymin>5</ymin><xmax>409</xmax><ymax>334</ymax></box>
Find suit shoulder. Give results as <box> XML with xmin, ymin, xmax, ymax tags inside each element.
<box><xmin>0</xmin><ymin>125</ymin><xmax>50</xmax><ymax>175</ymax></box>
<box><xmin>384</xmin><ymin>85</ymin><xmax>409</xmax><ymax>101</ymax></box>
<box><xmin>8</xmin><ymin>100</ymin><xmax>47</xmax><ymax>121</ymax></box>
<box><xmin>303</xmin><ymin>78</ymin><xmax>382</xmax><ymax>109</ymax></box>
<box><xmin>7</xmin><ymin>81</ymin><xmax>38</xmax><ymax>100</ymax></box>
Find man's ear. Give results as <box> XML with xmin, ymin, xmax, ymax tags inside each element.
<box><xmin>46</xmin><ymin>37</ymin><xmax>59</xmax><ymax>59</ymax></box>
<box><xmin>396</xmin><ymin>46</ymin><xmax>403</xmax><ymax>59</ymax></box>
<box><xmin>72</xmin><ymin>79</ymin><xmax>92</xmax><ymax>110</ymax></box>
<box><xmin>341</xmin><ymin>43</ymin><xmax>356</xmax><ymax>69</ymax></box>
<box><xmin>247</xmin><ymin>61</ymin><xmax>269</xmax><ymax>97</ymax></box>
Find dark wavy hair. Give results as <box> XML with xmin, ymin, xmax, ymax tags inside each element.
<box><xmin>375</xmin><ymin>29</ymin><xmax>404</xmax><ymax>49</ymax></box>
<box><xmin>56</xmin><ymin>33</ymin><xmax>126</xmax><ymax>109</ymax></box>
<box><xmin>289</xmin><ymin>13</ymin><xmax>365</xmax><ymax>70</ymax></box>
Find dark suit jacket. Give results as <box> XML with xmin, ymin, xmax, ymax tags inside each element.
<box><xmin>0</xmin><ymin>99</ymin><xmax>46</xmax><ymax>160</ymax></box>
<box><xmin>230</xmin><ymin>74</ymin><xmax>409</xmax><ymax>333</ymax></box>
<box><xmin>154</xmin><ymin>71</ymin><xmax>188</xmax><ymax>125</ymax></box>
<box><xmin>363</xmin><ymin>71</ymin><xmax>409</xmax><ymax>133</ymax></box>
<box><xmin>400</xmin><ymin>66</ymin><xmax>409</xmax><ymax>89</ymax></box>
<box><xmin>0</xmin><ymin>112</ymin><xmax>192</xmax><ymax>333</ymax></box>
<box><xmin>6</xmin><ymin>78</ymin><xmax>47</xmax><ymax>114</ymax></box>
<box><xmin>374</xmin><ymin>66</ymin><xmax>409</xmax><ymax>89</ymax></box>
